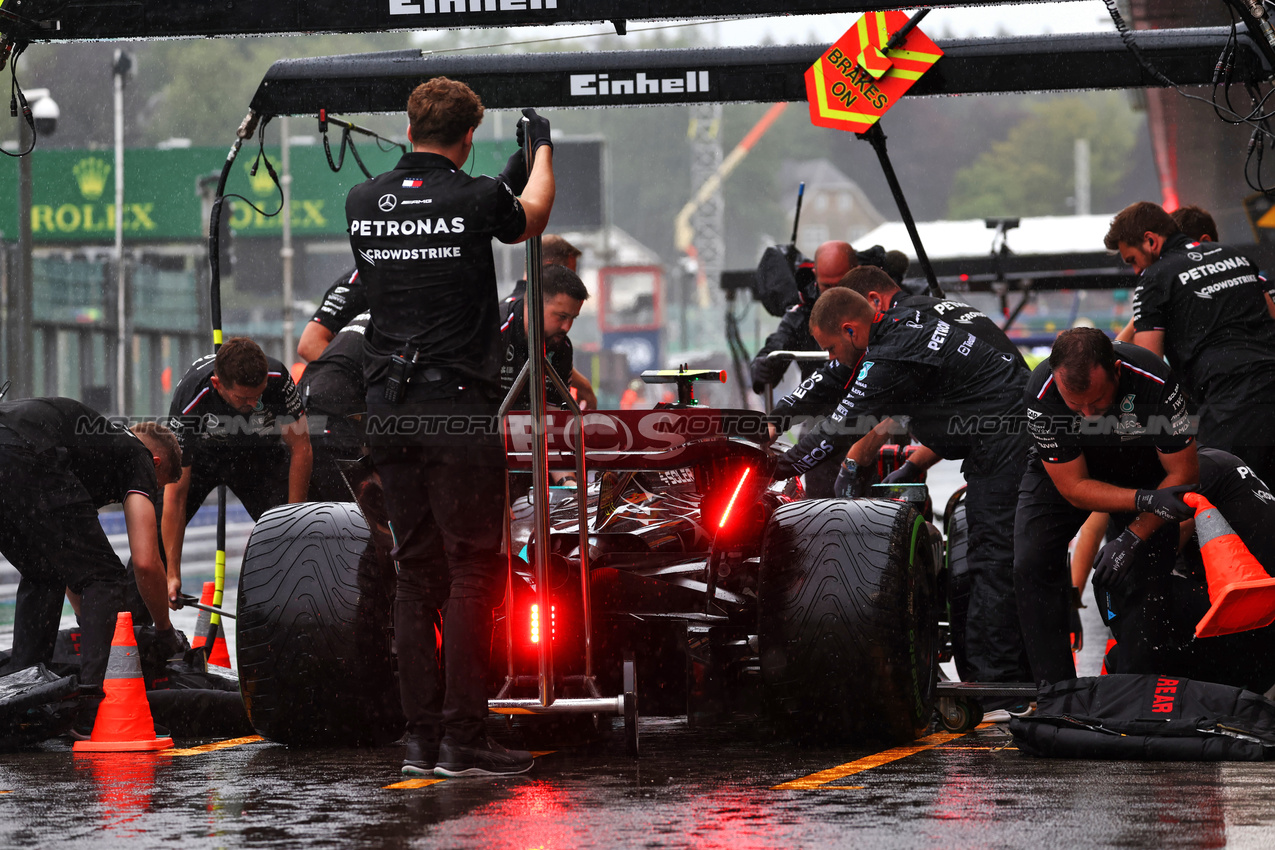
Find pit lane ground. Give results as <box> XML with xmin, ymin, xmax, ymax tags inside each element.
<box><xmin>4</xmin><ymin>716</ymin><xmax>1275</xmax><ymax>848</ymax></box>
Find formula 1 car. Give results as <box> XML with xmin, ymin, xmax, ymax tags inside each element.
<box><xmin>234</xmin><ymin>370</ymin><xmax>969</xmax><ymax>750</ymax></box>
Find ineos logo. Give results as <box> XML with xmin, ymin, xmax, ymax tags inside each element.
<box><xmin>378</xmin><ymin>194</ymin><xmax>398</xmax><ymax>212</ymax></box>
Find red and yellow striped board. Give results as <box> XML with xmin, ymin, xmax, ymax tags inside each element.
<box><xmin>804</xmin><ymin>10</ymin><xmax>943</xmax><ymax>133</ymax></box>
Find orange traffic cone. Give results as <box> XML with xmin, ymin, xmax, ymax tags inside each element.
<box><xmin>205</xmin><ymin>623</ymin><xmax>231</xmax><ymax>670</ymax></box>
<box><xmin>73</xmin><ymin>612</ymin><xmax>173</xmax><ymax>752</ymax></box>
<box><xmin>189</xmin><ymin>582</ymin><xmax>214</xmax><ymax>651</ymax></box>
<box><xmin>1186</xmin><ymin>492</ymin><xmax>1275</xmax><ymax>638</ymax></box>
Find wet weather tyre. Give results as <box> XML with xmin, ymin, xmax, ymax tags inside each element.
<box><xmin>944</xmin><ymin>493</ymin><xmax>974</xmax><ymax>682</ymax></box>
<box><xmin>236</xmin><ymin>502</ymin><xmax>403</xmax><ymax>746</ymax></box>
<box><xmin>759</xmin><ymin>498</ymin><xmax>940</xmax><ymax>744</ymax></box>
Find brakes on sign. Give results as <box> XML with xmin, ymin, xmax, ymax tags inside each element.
<box><xmin>804</xmin><ymin>10</ymin><xmax>943</xmax><ymax>134</ymax></box>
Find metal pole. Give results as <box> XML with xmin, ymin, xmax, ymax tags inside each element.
<box><xmin>860</xmin><ymin>122</ymin><xmax>943</xmax><ymax>299</ymax></box>
<box><xmin>280</xmin><ymin>116</ymin><xmax>295</xmax><ymax>360</ymax></box>
<box><xmin>522</xmin><ymin>121</ymin><xmax>553</xmax><ymax>708</ymax></box>
<box><xmin>13</xmin><ymin>119</ymin><xmax>33</xmax><ymax>398</ymax></box>
<box><xmin>114</xmin><ymin>50</ymin><xmax>130</xmax><ymax>415</ymax></box>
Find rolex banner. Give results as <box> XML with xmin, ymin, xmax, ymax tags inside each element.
<box><xmin>0</xmin><ymin>141</ymin><xmax>511</xmax><ymax>243</ymax></box>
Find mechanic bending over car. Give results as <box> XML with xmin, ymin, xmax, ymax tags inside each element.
<box><xmin>0</xmin><ymin>400</ymin><xmax>188</xmax><ymax>726</ymax></box>
<box><xmin>164</xmin><ymin>337</ymin><xmax>311</xmax><ymax>606</ymax></box>
<box><xmin>751</xmin><ymin>239</ymin><xmax>857</xmax><ymax>497</ymax></box>
<box><xmin>769</xmin><ymin>287</ymin><xmax>1033</xmax><ymax>697</ymax></box>
<box><xmin>298</xmin><ymin>311</ymin><xmax>371</xmax><ymax>501</ymax></box>
<box><xmin>1112</xmin><ymin>201</ymin><xmax>1275</xmax><ymax>485</ymax></box>
<box><xmin>348</xmin><ymin>78</ymin><xmax>553</xmax><ymax>778</ymax></box>
<box><xmin>297</xmin><ymin>267</ymin><xmax>366</xmax><ymax>363</ymax></box>
<box><xmin>1016</xmin><ymin>328</ymin><xmax>1275</xmax><ymax>691</ymax></box>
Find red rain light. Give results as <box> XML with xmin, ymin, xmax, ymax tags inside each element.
<box><xmin>719</xmin><ymin>467</ymin><xmax>752</xmax><ymax>529</ymax></box>
<box><xmin>529</xmin><ymin>603</ymin><xmax>556</xmax><ymax>644</ymax></box>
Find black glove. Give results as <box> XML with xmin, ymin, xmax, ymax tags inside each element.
<box><xmin>499</xmin><ymin>149</ymin><xmax>528</xmax><ymax>195</ymax></box>
<box><xmin>834</xmin><ymin>459</ymin><xmax>870</xmax><ymax>499</ymax></box>
<box><xmin>881</xmin><ymin>459</ymin><xmax>920</xmax><ymax>484</ymax></box>
<box><xmin>750</xmin><ymin>357</ymin><xmax>783</xmax><ymax>393</ymax></box>
<box><xmin>1134</xmin><ymin>484</ymin><xmax>1197</xmax><ymax>522</ymax></box>
<box><xmin>1068</xmin><ymin>586</ymin><xmax>1085</xmax><ymax>652</ymax></box>
<box><xmin>516</xmin><ymin>107</ymin><xmax>553</xmax><ymax>153</ymax></box>
<box><xmin>138</xmin><ymin>625</ymin><xmax>190</xmax><ymax>673</ymax></box>
<box><xmin>1092</xmin><ymin>529</ymin><xmax>1146</xmax><ymax>592</ymax></box>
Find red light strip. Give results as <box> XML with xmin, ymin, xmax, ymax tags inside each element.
<box><xmin>719</xmin><ymin>467</ymin><xmax>752</xmax><ymax>529</ymax></box>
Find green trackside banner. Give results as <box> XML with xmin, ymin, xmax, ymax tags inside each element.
<box><xmin>0</xmin><ymin>141</ymin><xmax>514</xmax><ymax>242</ymax></box>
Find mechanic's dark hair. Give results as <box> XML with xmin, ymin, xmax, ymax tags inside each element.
<box><xmin>131</xmin><ymin>421</ymin><xmax>181</xmax><ymax>483</ymax></box>
<box><xmin>1170</xmin><ymin>204</ymin><xmax>1219</xmax><ymax>242</ymax></box>
<box><xmin>884</xmin><ymin>250</ymin><xmax>910</xmax><ymax>284</ymax></box>
<box><xmin>1050</xmin><ymin>328</ymin><xmax>1117</xmax><ymax>393</ymax></box>
<box><xmin>1104</xmin><ymin>201</ymin><xmax>1179</xmax><ymax>250</ymax></box>
<box><xmin>408</xmin><ymin>77</ymin><xmax>484</xmax><ymax>149</ymax></box>
<box><xmin>542</xmin><ymin>234</ymin><xmax>582</xmax><ymax>268</ymax></box>
<box><xmin>838</xmin><ymin>265</ymin><xmax>899</xmax><ymax>298</ymax></box>
<box><xmin>541</xmin><ymin>263</ymin><xmax>589</xmax><ymax>302</ymax></box>
<box><xmin>810</xmin><ymin>287</ymin><xmax>873</xmax><ymax>334</ymax></box>
<box><xmin>214</xmin><ymin>337</ymin><xmax>269</xmax><ymax>389</ymax></box>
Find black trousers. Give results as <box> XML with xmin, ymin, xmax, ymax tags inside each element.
<box><xmin>0</xmin><ymin>447</ymin><xmax>128</xmax><ymax>690</ymax></box>
<box><xmin>1015</xmin><ymin>448</ymin><xmax>1275</xmax><ymax>689</ymax></box>
<box><xmin>371</xmin><ymin>434</ymin><xmax>506</xmax><ymax>748</ymax></box>
<box><xmin>184</xmin><ymin>446</ymin><xmax>291</xmax><ymax>523</ymax></box>
<box><xmin>960</xmin><ymin>438</ymin><xmax>1033</xmax><ymax>685</ymax></box>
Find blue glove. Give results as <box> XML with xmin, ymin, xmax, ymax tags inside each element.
<box><xmin>1093</xmin><ymin>529</ymin><xmax>1146</xmax><ymax>592</ymax></box>
<box><xmin>881</xmin><ymin>459</ymin><xmax>920</xmax><ymax>484</ymax></box>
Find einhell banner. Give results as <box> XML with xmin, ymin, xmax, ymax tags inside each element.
<box><xmin>0</xmin><ymin>141</ymin><xmax>511</xmax><ymax>243</ymax></box>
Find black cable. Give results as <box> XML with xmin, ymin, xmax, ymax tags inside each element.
<box><xmin>319</xmin><ymin>110</ymin><xmax>403</xmax><ymax>178</ymax></box>
<box><xmin>220</xmin><ymin>115</ymin><xmax>284</xmax><ymax>219</ymax></box>
<box><xmin>2</xmin><ymin>40</ymin><xmax>35</xmax><ymax>158</ymax></box>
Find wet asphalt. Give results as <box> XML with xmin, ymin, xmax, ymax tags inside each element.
<box><xmin>4</xmin><ymin>716</ymin><xmax>1275</xmax><ymax>849</ymax></box>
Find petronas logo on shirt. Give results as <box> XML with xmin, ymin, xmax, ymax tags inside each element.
<box><xmin>1120</xmin><ymin>394</ymin><xmax>1135</xmax><ymax>413</ymax></box>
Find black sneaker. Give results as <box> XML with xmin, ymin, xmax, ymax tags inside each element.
<box><xmin>433</xmin><ymin>737</ymin><xmax>533</xmax><ymax>777</ymax></box>
<box><xmin>401</xmin><ymin>735</ymin><xmax>440</xmax><ymax>777</ymax></box>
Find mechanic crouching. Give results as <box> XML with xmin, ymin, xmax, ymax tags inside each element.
<box><xmin>1017</xmin><ymin>328</ymin><xmax>1275</xmax><ymax>689</ymax></box>
<box><xmin>0</xmin><ymin>399</ymin><xmax>187</xmax><ymax>727</ymax></box>
<box><xmin>348</xmin><ymin>78</ymin><xmax>553</xmax><ymax>778</ymax></box>
<box><xmin>769</xmin><ymin>288</ymin><xmax>1032</xmax><ymax>696</ymax></box>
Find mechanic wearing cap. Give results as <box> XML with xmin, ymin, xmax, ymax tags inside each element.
<box><xmin>297</xmin><ymin>267</ymin><xmax>367</xmax><ymax>363</ymax></box>
<box><xmin>164</xmin><ymin>337</ymin><xmax>311</xmax><ymax>604</ymax></box>
<box><xmin>771</xmin><ymin>287</ymin><xmax>1032</xmax><ymax>689</ymax></box>
<box><xmin>751</xmin><ymin>240</ymin><xmax>857</xmax><ymax>497</ymax></box>
<box><xmin>298</xmin><ymin>311</ymin><xmax>370</xmax><ymax>501</ymax></box>
<box><xmin>347</xmin><ymin>77</ymin><xmax>553</xmax><ymax>778</ymax></box>
<box><xmin>1110</xmin><ymin>201</ymin><xmax>1275</xmax><ymax>484</ymax></box>
<box><xmin>0</xmin><ymin>400</ymin><xmax>186</xmax><ymax>704</ymax></box>
<box><xmin>1018</xmin><ymin>327</ymin><xmax>1275</xmax><ymax>688</ymax></box>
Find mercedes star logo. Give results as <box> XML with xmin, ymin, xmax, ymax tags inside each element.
<box><xmin>378</xmin><ymin>194</ymin><xmax>398</xmax><ymax>212</ymax></box>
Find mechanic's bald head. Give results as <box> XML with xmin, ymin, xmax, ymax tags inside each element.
<box><xmin>814</xmin><ymin>241</ymin><xmax>857</xmax><ymax>294</ymax></box>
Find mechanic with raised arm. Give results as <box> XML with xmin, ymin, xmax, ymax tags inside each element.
<box><xmin>164</xmin><ymin>337</ymin><xmax>311</xmax><ymax>605</ymax></box>
<box><xmin>1017</xmin><ymin>327</ymin><xmax>1275</xmax><ymax>688</ymax></box>
<box><xmin>770</xmin><ymin>288</ymin><xmax>1032</xmax><ymax>695</ymax></box>
<box><xmin>348</xmin><ymin>78</ymin><xmax>552</xmax><ymax>779</ymax></box>
<box><xmin>297</xmin><ymin>267</ymin><xmax>365</xmax><ymax>363</ymax></box>
<box><xmin>752</xmin><ymin>240</ymin><xmax>857</xmax><ymax>497</ymax></box>
<box><xmin>0</xmin><ymin>400</ymin><xmax>187</xmax><ymax>725</ymax></box>
<box><xmin>298</xmin><ymin>311</ymin><xmax>370</xmax><ymax>501</ymax></box>
<box><xmin>1109</xmin><ymin>201</ymin><xmax>1275</xmax><ymax>484</ymax></box>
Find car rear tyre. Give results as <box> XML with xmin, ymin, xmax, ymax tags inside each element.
<box><xmin>237</xmin><ymin>502</ymin><xmax>403</xmax><ymax>746</ymax></box>
<box><xmin>943</xmin><ymin>491</ymin><xmax>974</xmax><ymax>682</ymax></box>
<box><xmin>759</xmin><ymin>498</ymin><xmax>940</xmax><ymax>744</ymax></box>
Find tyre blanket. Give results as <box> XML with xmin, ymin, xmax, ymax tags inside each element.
<box><xmin>1010</xmin><ymin>674</ymin><xmax>1275</xmax><ymax>760</ymax></box>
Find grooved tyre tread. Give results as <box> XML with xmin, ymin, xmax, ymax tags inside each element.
<box><xmin>237</xmin><ymin>502</ymin><xmax>403</xmax><ymax>746</ymax></box>
<box><xmin>945</xmin><ymin>496</ymin><xmax>973</xmax><ymax>682</ymax></box>
<box><xmin>759</xmin><ymin>498</ymin><xmax>939</xmax><ymax>744</ymax></box>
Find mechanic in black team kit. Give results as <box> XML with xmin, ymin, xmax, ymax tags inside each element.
<box><xmin>298</xmin><ymin>311</ymin><xmax>370</xmax><ymax>501</ymax></box>
<box><xmin>1017</xmin><ymin>328</ymin><xmax>1275</xmax><ymax>690</ymax></box>
<box><xmin>501</xmin><ymin>263</ymin><xmax>594</xmax><ymax>411</ymax></box>
<box><xmin>297</xmin><ymin>267</ymin><xmax>366</xmax><ymax>363</ymax></box>
<box><xmin>164</xmin><ymin>337</ymin><xmax>311</xmax><ymax>605</ymax></box>
<box><xmin>0</xmin><ymin>400</ymin><xmax>185</xmax><ymax>714</ymax></box>
<box><xmin>770</xmin><ymin>288</ymin><xmax>1033</xmax><ymax>692</ymax></box>
<box><xmin>347</xmin><ymin>78</ymin><xmax>554</xmax><ymax>778</ymax></box>
<box><xmin>1108</xmin><ymin>201</ymin><xmax>1275</xmax><ymax>484</ymax></box>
